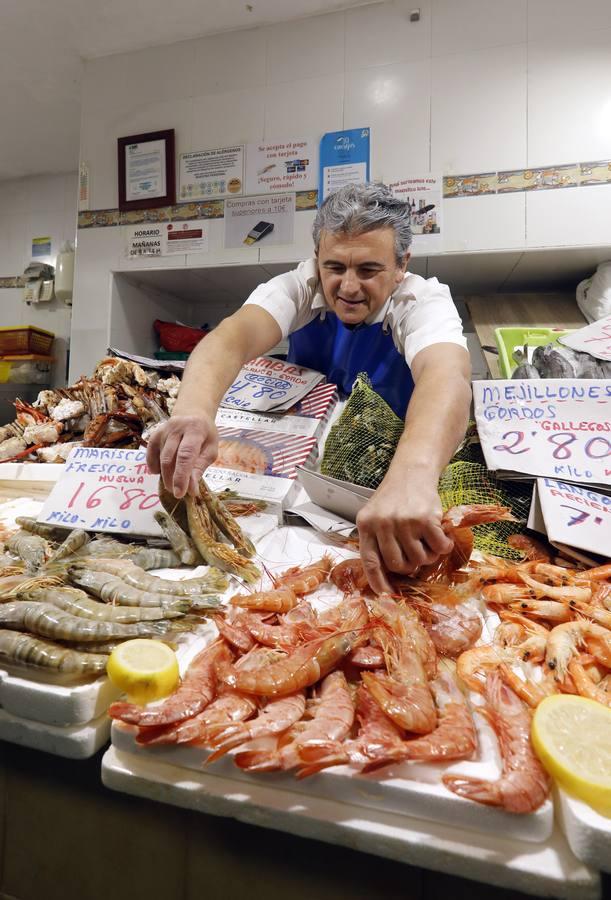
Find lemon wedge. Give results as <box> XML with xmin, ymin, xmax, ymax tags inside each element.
<box><xmin>532</xmin><ymin>694</ymin><xmax>611</xmax><ymax>817</ymax></box>
<box><xmin>107</xmin><ymin>639</ymin><xmax>180</xmax><ymax>705</ymax></box>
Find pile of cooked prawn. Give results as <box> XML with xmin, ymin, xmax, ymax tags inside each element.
<box><xmin>111</xmin><ymin>503</ymin><xmax>611</xmax><ymax>814</ymax></box>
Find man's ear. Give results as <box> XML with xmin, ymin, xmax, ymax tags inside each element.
<box><xmin>396</xmin><ymin>252</ymin><xmax>410</xmax><ymax>282</ymax></box>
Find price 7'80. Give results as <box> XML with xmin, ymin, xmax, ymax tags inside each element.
<box><xmin>493</xmin><ymin>431</ymin><xmax>611</xmax><ymax>460</ymax></box>
<box><xmin>67</xmin><ymin>483</ymin><xmax>161</xmax><ymax>511</ymax></box>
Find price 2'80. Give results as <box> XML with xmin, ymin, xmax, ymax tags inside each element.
<box><xmin>493</xmin><ymin>431</ymin><xmax>611</xmax><ymax>460</ymax></box>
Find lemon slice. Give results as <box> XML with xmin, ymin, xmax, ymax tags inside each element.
<box><xmin>107</xmin><ymin>639</ymin><xmax>180</xmax><ymax>705</ymax></box>
<box><xmin>532</xmin><ymin>694</ymin><xmax>611</xmax><ymax>817</ymax></box>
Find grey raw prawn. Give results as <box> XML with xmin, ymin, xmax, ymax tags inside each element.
<box><xmin>0</xmin><ymin>600</ymin><xmax>172</xmax><ymax>642</ymax></box>
<box><xmin>0</xmin><ymin>630</ymin><xmax>108</xmax><ymax>678</ymax></box>
<box><xmin>68</xmin><ymin>566</ymin><xmax>220</xmax><ymax>612</ymax></box>
<box><xmin>77</xmin><ymin>556</ymin><xmax>228</xmax><ymax>596</ymax></box>
<box><xmin>20</xmin><ymin>585</ymin><xmax>183</xmax><ymax>622</ymax></box>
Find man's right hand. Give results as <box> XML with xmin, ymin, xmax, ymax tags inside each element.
<box><xmin>146</xmin><ymin>414</ymin><xmax>218</xmax><ymax>499</ymax></box>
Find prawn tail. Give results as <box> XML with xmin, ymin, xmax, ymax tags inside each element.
<box><xmin>295</xmin><ymin>739</ymin><xmax>349</xmax><ymax>778</ymax></box>
<box><xmin>233</xmin><ymin>749</ymin><xmax>281</xmax><ymax>772</ymax></box>
<box><xmin>205</xmin><ymin>726</ymin><xmax>248</xmax><ymax>763</ymax></box>
<box><xmin>442</xmin><ymin>773</ymin><xmax>501</xmax><ymax>807</ymax></box>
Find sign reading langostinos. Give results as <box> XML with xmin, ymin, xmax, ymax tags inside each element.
<box><xmin>533</xmin><ymin>477</ymin><xmax>611</xmax><ymax>557</ymax></box>
<box><xmin>473</xmin><ymin>379</ymin><xmax>611</xmax><ymax>487</ymax></box>
<box><xmin>37</xmin><ymin>448</ymin><xmax>163</xmax><ymax>536</ymax></box>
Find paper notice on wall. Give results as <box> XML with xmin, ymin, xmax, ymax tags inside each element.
<box><xmin>219</xmin><ymin>356</ymin><xmax>324</xmax><ymax>412</ymax></box>
<box><xmin>224</xmin><ymin>193</ymin><xmax>294</xmax><ymax>249</ymax></box>
<box><xmin>473</xmin><ymin>379</ymin><xmax>611</xmax><ymax>487</ymax></box>
<box><xmin>37</xmin><ymin>447</ymin><xmax>163</xmax><ymax>537</ymax></box>
<box><xmin>530</xmin><ymin>478</ymin><xmax>611</xmax><ymax>557</ymax></box>
<box><xmin>163</xmin><ymin>221</ymin><xmax>208</xmax><ymax>255</ymax></box>
<box><xmin>124</xmin><ymin>222</ymin><xmax>207</xmax><ymax>258</ymax></box>
<box><xmin>245</xmin><ymin>139</ymin><xmax>317</xmax><ymax>194</ymax></box>
<box><xmin>319</xmin><ymin>128</ymin><xmax>370</xmax><ymax>203</ymax></box>
<box><xmin>179</xmin><ymin>146</ymin><xmax>244</xmax><ymax>201</ymax></box>
<box><xmin>125</xmin><ymin>224</ymin><xmax>163</xmax><ymax>258</ymax></box>
<box><xmin>389</xmin><ymin>174</ymin><xmax>443</xmax><ymax>252</ymax></box>
<box><xmin>558</xmin><ymin>314</ymin><xmax>611</xmax><ymax>362</ymax></box>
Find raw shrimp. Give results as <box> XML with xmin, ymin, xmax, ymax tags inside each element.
<box><xmin>456</xmin><ymin>644</ymin><xmax>518</xmax><ymax>694</ymax></box>
<box><xmin>109</xmin><ymin>640</ymin><xmax>231</xmax><ymax>727</ymax></box>
<box><xmin>7</xmin><ymin>531</ymin><xmax>47</xmax><ymax>571</ymax></box>
<box><xmin>136</xmin><ymin>689</ymin><xmax>258</xmax><ymax>747</ymax></box>
<box><xmin>298</xmin><ymin>684</ymin><xmax>404</xmax><ymax>777</ymax></box>
<box><xmin>347</xmin><ymin>644</ymin><xmax>386</xmax><ymax>668</ymax></box>
<box><xmin>77</xmin><ymin>557</ymin><xmax>228</xmax><ymax>596</ymax></box>
<box><xmin>0</xmin><ymin>601</ymin><xmax>171</xmax><ymax>642</ymax></box>
<box><xmin>508</xmin><ymin>599</ymin><xmax>572</xmax><ymax>623</ymax></box>
<box><xmin>15</xmin><ymin>517</ymin><xmax>65</xmax><ymax>539</ymax></box>
<box><xmin>507</xmin><ymin>533</ymin><xmax>552</xmax><ymax>562</ymax></box>
<box><xmin>45</xmin><ymin>529</ymin><xmax>89</xmax><ymax>565</ymax></box>
<box><xmin>222</xmin><ymin>621</ymin><xmax>363</xmax><ymax>698</ymax></box>
<box><xmin>369</xmin><ymin>595</ymin><xmax>437</xmax><ymax>679</ymax></box>
<box><xmin>20</xmin><ymin>585</ymin><xmax>182</xmax><ymax>622</ymax></box>
<box><xmin>198</xmin><ymin>479</ymin><xmax>256</xmax><ymax>559</ymax></box>
<box><xmin>497</xmin><ymin>662</ymin><xmax>556</xmax><ymax>708</ymax></box>
<box><xmin>234</xmin><ymin>672</ymin><xmax>355</xmax><ymax>772</ymax></box>
<box><xmin>243</xmin><ymin>611</ymin><xmax>319</xmax><ymax>651</ymax></box>
<box><xmin>568</xmin><ymin>660</ymin><xmax>611</xmax><ymax>708</ymax></box>
<box><xmin>519</xmin><ymin>572</ymin><xmax>592</xmax><ymax>604</ymax></box>
<box><xmin>481</xmin><ymin>584</ymin><xmax>536</xmax><ymax>606</ymax></box>
<box><xmin>230</xmin><ymin>587</ymin><xmax>297</xmax><ymax>613</ymax></box>
<box><xmin>186</xmin><ymin>493</ymin><xmax>260</xmax><ymax>583</ymax></box>
<box><xmin>0</xmin><ymin>630</ymin><xmax>108</xmax><ymax>677</ymax></box>
<box><xmin>361</xmin><ymin>614</ymin><xmax>437</xmax><ymax>734</ymax></box>
<box><xmin>154</xmin><ymin>510</ymin><xmax>200</xmax><ymax>566</ymax></box>
<box><xmin>330</xmin><ymin>557</ymin><xmax>370</xmax><ymax>593</ymax></box>
<box><xmin>569</xmin><ymin>599</ymin><xmax>611</xmax><ymax>630</ymax></box>
<box><xmin>546</xmin><ymin>620</ymin><xmax>611</xmax><ymax>681</ymax></box>
<box><xmin>496</xmin><ymin>611</ymin><xmax>548</xmax><ymax>663</ymax></box>
<box><xmin>212</xmin><ymin>613</ymin><xmax>256</xmax><ymax>654</ymax></box>
<box><xmin>421</xmin><ymin>602</ymin><xmax>482</xmax><ymax>659</ymax></box>
<box><xmin>442</xmin><ymin>670</ymin><xmax>550</xmax><ymax>813</ymax></box>
<box><xmin>68</xmin><ymin>567</ymin><xmax>207</xmax><ymax>613</ymax></box>
<box><xmin>273</xmin><ymin>554</ymin><xmax>333</xmax><ymax>595</ymax></box>
<box><xmin>206</xmin><ymin>690</ymin><xmax>306</xmax><ymax>762</ymax></box>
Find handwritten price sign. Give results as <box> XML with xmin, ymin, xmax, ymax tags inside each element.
<box><xmin>220</xmin><ymin>356</ymin><xmax>324</xmax><ymax>413</ymax></box>
<box><xmin>473</xmin><ymin>379</ymin><xmax>611</xmax><ymax>486</ymax></box>
<box><xmin>37</xmin><ymin>447</ymin><xmax>163</xmax><ymax>536</ymax></box>
<box><xmin>536</xmin><ymin>478</ymin><xmax>611</xmax><ymax>557</ymax></box>
<box><xmin>559</xmin><ymin>314</ymin><xmax>611</xmax><ymax>362</ymax></box>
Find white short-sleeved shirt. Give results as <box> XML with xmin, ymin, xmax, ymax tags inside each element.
<box><xmin>243</xmin><ymin>258</ymin><xmax>467</xmax><ymax>367</ymax></box>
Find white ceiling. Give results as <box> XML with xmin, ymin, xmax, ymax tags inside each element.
<box><xmin>0</xmin><ymin>0</ymin><xmax>376</xmax><ymax>182</ymax></box>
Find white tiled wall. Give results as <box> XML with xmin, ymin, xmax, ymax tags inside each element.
<box><xmin>71</xmin><ymin>0</ymin><xmax>611</xmax><ymax>377</ymax></box>
<box><xmin>0</xmin><ymin>173</ymin><xmax>77</xmax><ymax>386</ymax></box>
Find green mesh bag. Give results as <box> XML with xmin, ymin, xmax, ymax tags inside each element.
<box><xmin>320</xmin><ymin>373</ymin><xmax>404</xmax><ymax>489</ymax></box>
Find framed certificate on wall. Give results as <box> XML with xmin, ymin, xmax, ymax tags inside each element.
<box><xmin>118</xmin><ymin>129</ymin><xmax>176</xmax><ymax>211</ymax></box>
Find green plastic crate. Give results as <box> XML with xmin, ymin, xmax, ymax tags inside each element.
<box><xmin>494</xmin><ymin>327</ymin><xmax>576</xmax><ymax>378</ymax></box>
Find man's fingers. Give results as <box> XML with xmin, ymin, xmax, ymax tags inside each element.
<box><xmin>359</xmin><ymin>530</ymin><xmax>393</xmax><ymax>594</ymax></box>
<box><xmin>146</xmin><ymin>428</ymin><xmax>163</xmax><ymax>474</ymax></box>
<box><xmin>423</xmin><ymin>522</ymin><xmax>454</xmax><ymax>556</ymax></box>
<box><xmin>159</xmin><ymin>434</ymin><xmax>180</xmax><ymax>494</ymax></box>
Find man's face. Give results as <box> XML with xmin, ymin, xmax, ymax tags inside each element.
<box><xmin>317</xmin><ymin>227</ymin><xmax>409</xmax><ymax>326</ymax></box>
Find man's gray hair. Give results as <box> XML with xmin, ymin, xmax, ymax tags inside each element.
<box><xmin>312</xmin><ymin>182</ymin><xmax>412</xmax><ymax>263</ymax></box>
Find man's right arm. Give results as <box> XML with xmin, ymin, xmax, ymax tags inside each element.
<box><xmin>147</xmin><ymin>305</ymin><xmax>282</xmax><ymax>498</ymax></box>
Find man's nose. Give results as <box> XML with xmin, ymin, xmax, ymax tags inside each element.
<box><xmin>340</xmin><ymin>269</ymin><xmax>359</xmax><ymax>295</ymax></box>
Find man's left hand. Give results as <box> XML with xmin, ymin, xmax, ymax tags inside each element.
<box><xmin>356</xmin><ymin>474</ymin><xmax>453</xmax><ymax>593</ymax></box>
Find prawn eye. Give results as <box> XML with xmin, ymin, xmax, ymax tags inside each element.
<box><xmin>521</xmin><ymin>602</ymin><xmax>528</xmax><ymax>608</ymax></box>
<box><xmin>548</xmin><ymin>660</ymin><xmax>556</xmax><ymax>669</ymax></box>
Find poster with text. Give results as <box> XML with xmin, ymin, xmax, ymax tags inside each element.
<box><xmin>473</xmin><ymin>379</ymin><xmax>611</xmax><ymax>487</ymax></box>
<box><xmin>224</xmin><ymin>194</ymin><xmax>294</xmax><ymax>249</ymax></box>
<box><xmin>319</xmin><ymin>128</ymin><xmax>370</xmax><ymax>203</ymax></box>
<box><xmin>559</xmin><ymin>314</ymin><xmax>611</xmax><ymax>363</ymax></box>
<box><xmin>179</xmin><ymin>146</ymin><xmax>244</xmax><ymax>201</ymax></box>
<box><xmin>535</xmin><ymin>477</ymin><xmax>611</xmax><ymax>557</ymax></box>
<box><xmin>163</xmin><ymin>221</ymin><xmax>208</xmax><ymax>255</ymax></box>
<box><xmin>245</xmin><ymin>139</ymin><xmax>317</xmax><ymax>194</ymax></box>
<box><xmin>389</xmin><ymin>174</ymin><xmax>442</xmax><ymax>252</ymax></box>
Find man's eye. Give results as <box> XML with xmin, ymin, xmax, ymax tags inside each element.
<box><xmin>359</xmin><ymin>268</ymin><xmax>378</xmax><ymax>277</ymax></box>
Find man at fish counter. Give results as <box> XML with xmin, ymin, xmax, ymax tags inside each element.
<box><xmin>148</xmin><ymin>182</ymin><xmax>472</xmax><ymax>592</ymax></box>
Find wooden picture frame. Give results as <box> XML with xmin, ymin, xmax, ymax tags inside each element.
<box><xmin>118</xmin><ymin>129</ymin><xmax>176</xmax><ymax>211</ymax></box>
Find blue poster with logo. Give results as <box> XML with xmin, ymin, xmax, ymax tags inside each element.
<box><xmin>319</xmin><ymin>128</ymin><xmax>370</xmax><ymax>204</ymax></box>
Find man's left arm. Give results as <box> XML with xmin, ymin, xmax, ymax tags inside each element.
<box><xmin>356</xmin><ymin>343</ymin><xmax>472</xmax><ymax>592</ymax></box>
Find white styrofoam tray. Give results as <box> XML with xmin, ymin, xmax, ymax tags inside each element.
<box><xmin>0</xmin><ymin>706</ymin><xmax>110</xmax><ymax>758</ymax></box>
<box><xmin>102</xmin><ymin>745</ymin><xmax>600</xmax><ymax>900</ymax></box>
<box><xmin>107</xmin><ymin>525</ymin><xmax>555</xmax><ymax>846</ymax></box>
<box><xmin>555</xmin><ymin>786</ymin><xmax>611</xmax><ymax>874</ymax></box>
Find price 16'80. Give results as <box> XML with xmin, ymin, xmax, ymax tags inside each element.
<box><xmin>67</xmin><ymin>482</ymin><xmax>161</xmax><ymax>511</ymax></box>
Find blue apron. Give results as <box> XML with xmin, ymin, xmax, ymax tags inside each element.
<box><xmin>287</xmin><ymin>312</ymin><xmax>414</xmax><ymax>419</ymax></box>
